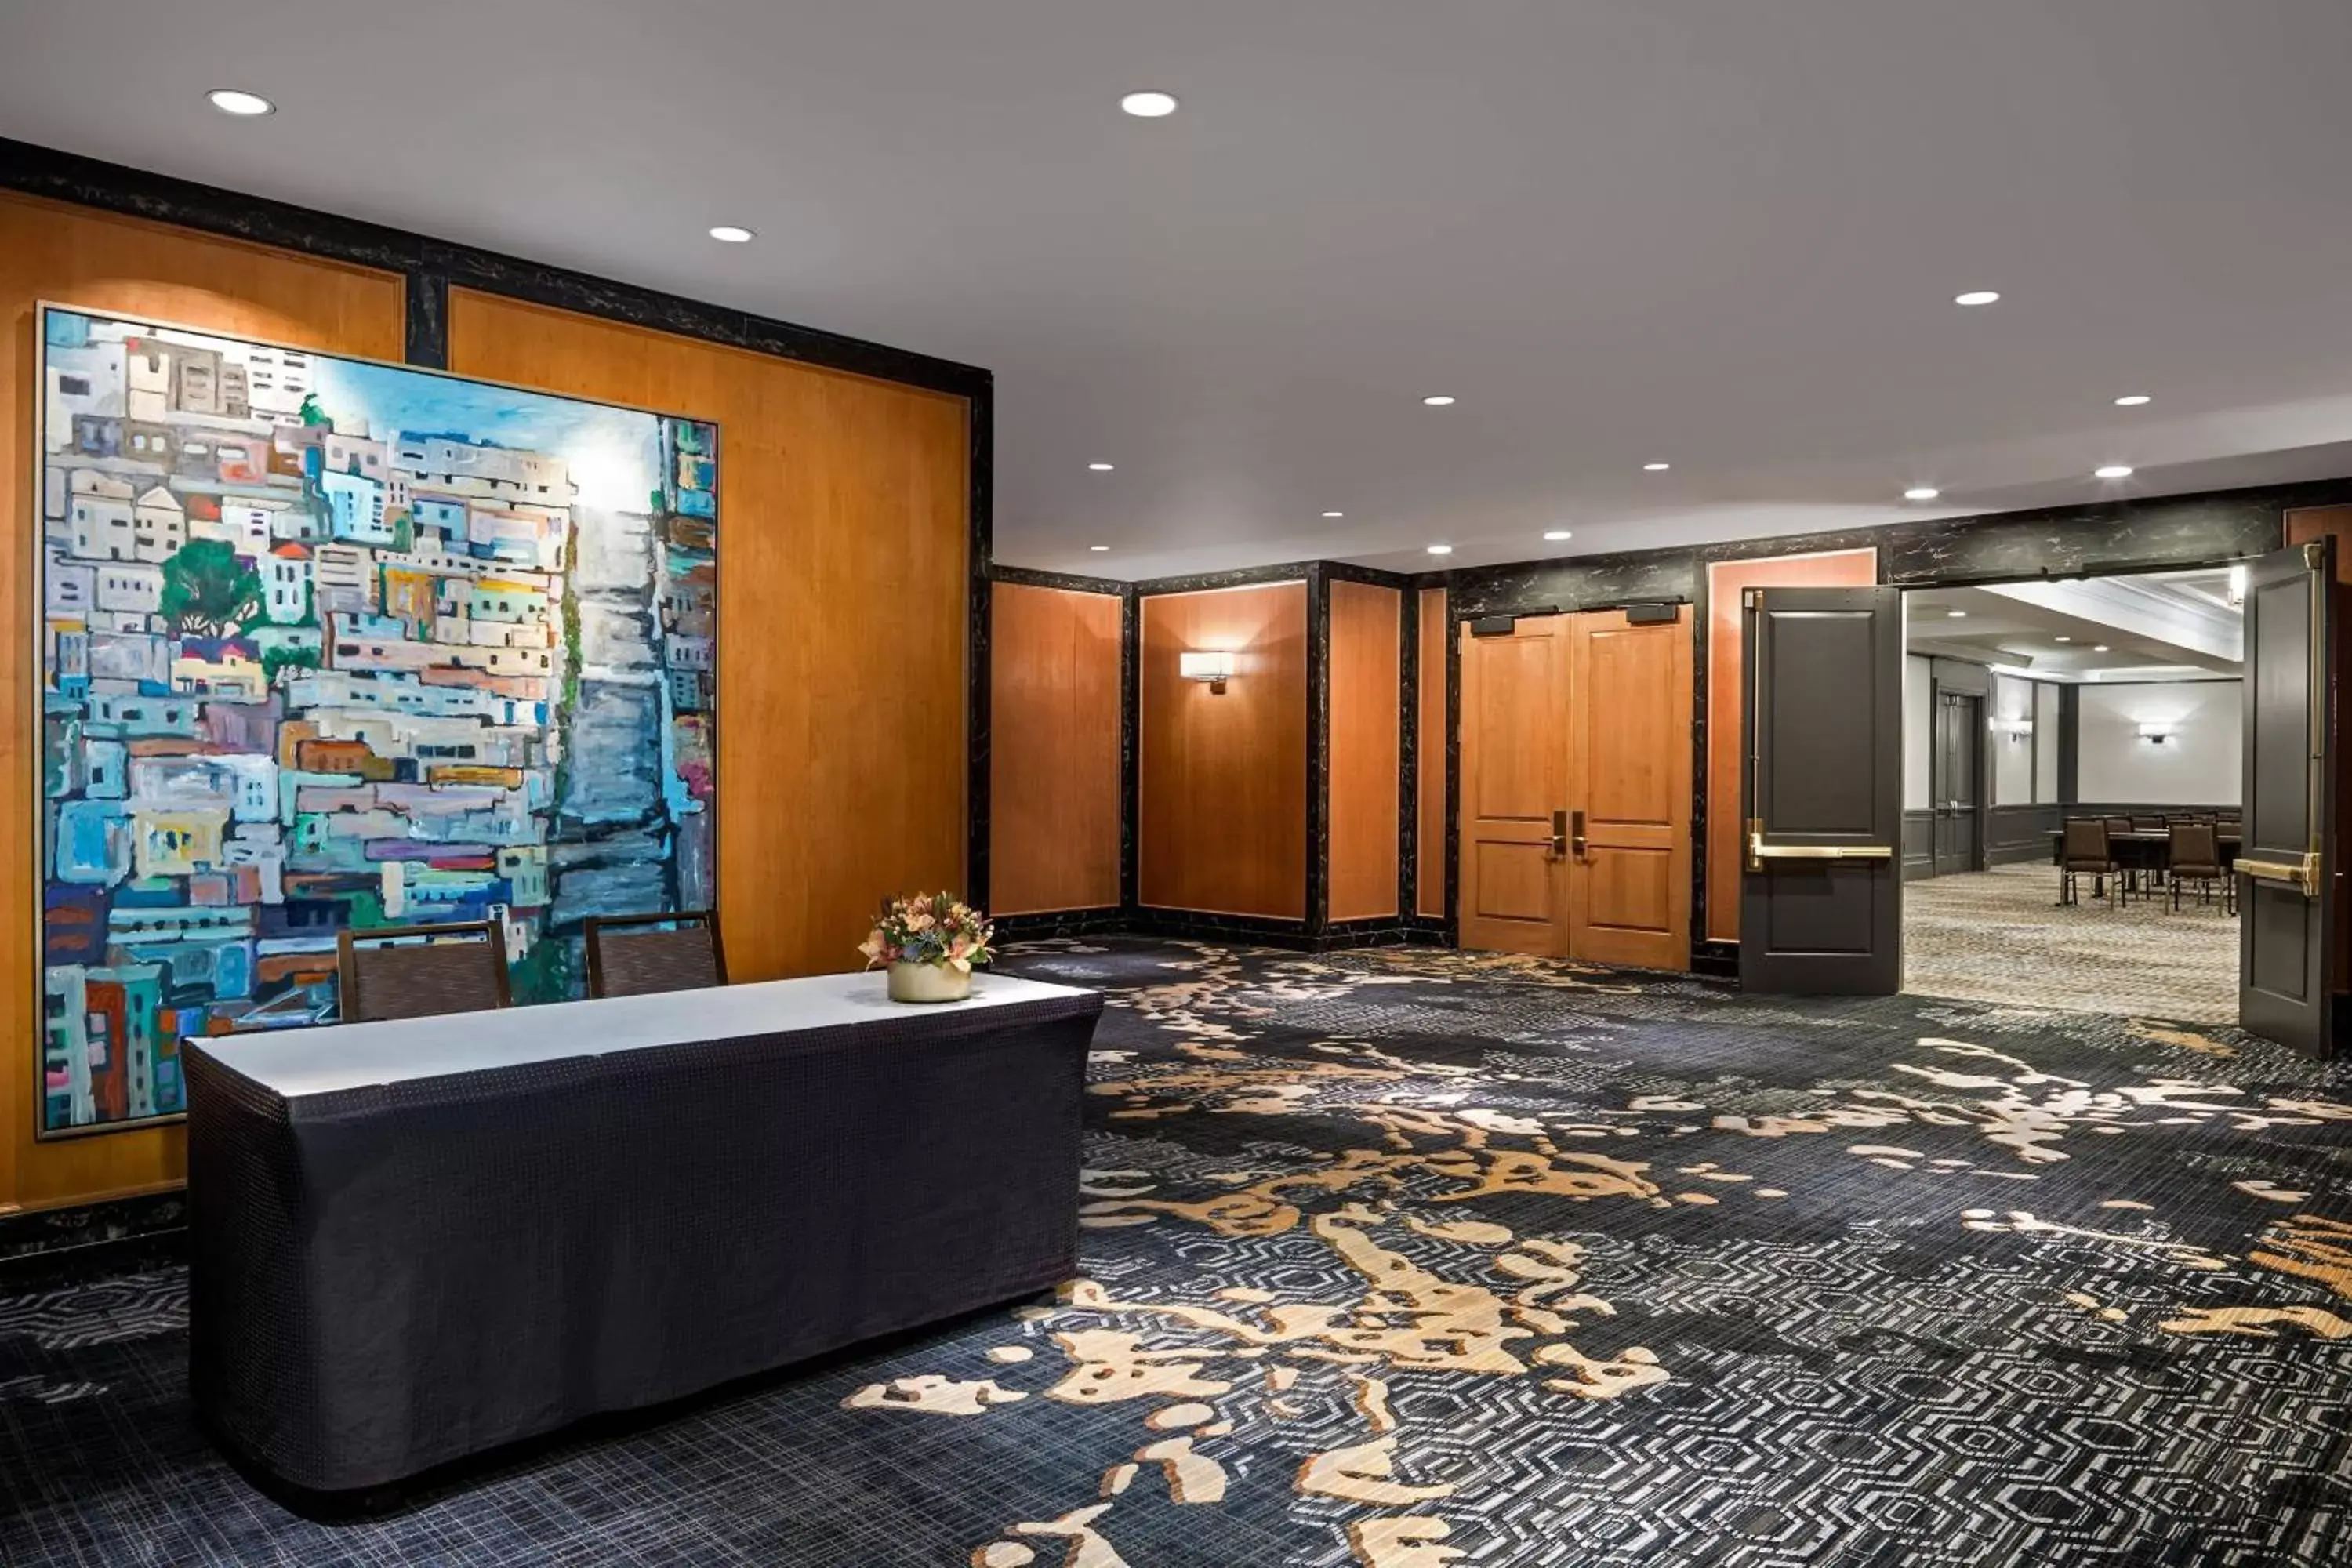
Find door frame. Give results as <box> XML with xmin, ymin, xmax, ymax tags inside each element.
<box><xmin>1925</xmin><ymin>656</ymin><xmax>1994</xmax><ymax>879</ymax></box>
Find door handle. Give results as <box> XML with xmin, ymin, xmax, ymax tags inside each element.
<box><xmin>1571</xmin><ymin>810</ymin><xmax>1588</xmax><ymax>859</ymax></box>
<box><xmin>1549</xmin><ymin>810</ymin><xmax>1569</xmax><ymax>859</ymax></box>
<box><xmin>1746</xmin><ymin>818</ymin><xmax>1896</xmax><ymax>871</ymax></box>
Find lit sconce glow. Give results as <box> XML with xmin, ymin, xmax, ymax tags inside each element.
<box><xmin>1991</xmin><ymin>717</ymin><xmax>2035</xmax><ymax>742</ymax></box>
<box><xmin>1179</xmin><ymin>651</ymin><xmax>1236</xmax><ymax>694</ymax></box>
<box><xmin>2137</xmin><ymin>721</ymin><xmax>2180</xmax><ymax>744</ymax></box>
<box><xmin>2227</xmin><ymin>563</ymin><xmax>2249</xmax><ymax>607</ymax></box>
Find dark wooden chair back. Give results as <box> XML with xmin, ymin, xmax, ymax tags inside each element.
<box><xmin>336</xmin><ymin>920</ymin><xmax>511</xmax><ymax>1023</ymax></box>
<box><xmin>2062</xmin><ymin>818</ymin><xmax>2111</xmax><ymax>867</ymax></box>
<box><xmin>2169</xmin><ymin>822</ymin><xmax>2222</xmax><ymax>876</ymax></box>
<box><xmin>2130</xmin><ymin>815</ymin><xmax>2167</xmax><ymax>832</ymax></box>
<box><xmin>586</xmin><ymin>910</ymin><xmax>728</xmax><ymax>1000</ymax></box>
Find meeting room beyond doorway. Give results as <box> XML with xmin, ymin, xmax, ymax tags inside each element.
<box><xmin>1900</xmin><ymin>568</ymin><xmax>2245</xmax><ymax>1022</ymax></box>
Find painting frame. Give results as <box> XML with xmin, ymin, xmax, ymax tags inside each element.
<box><xmin>30</xmin><ymin>300</ymin><xmax>722</xmax><ymax>1140</ymax></box>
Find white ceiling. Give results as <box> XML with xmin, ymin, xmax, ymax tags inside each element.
<box><xmin>1907</xmin><ymin>570</ymin><xmax>2243</xmax><ymax>679</ymax></box>
<box><xmin>11</xmin><ymin>1</ymin><xmax>2352</xmax><ymax>580</ymax></box>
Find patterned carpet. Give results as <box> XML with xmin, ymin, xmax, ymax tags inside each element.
<box><xmin>4</xmin><ymin>938</ymin><xmax>2350</xmax><ymax>1566</ymax></box>
<box><xmin>1905</xmin><ymin>864</ymin><xmax>2239</xmax><ymax>1022</ymax></box>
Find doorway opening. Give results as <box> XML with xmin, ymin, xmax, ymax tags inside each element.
<box><xmin>1898</xmin><ymin>568</ymin><xmax>2245</xmax><ymax>1021</ymax></box>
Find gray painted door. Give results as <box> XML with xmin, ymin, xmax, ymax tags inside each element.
<box><xmin>1740</xmin><ymin>586</ymin><xmax>1904</xmax><ymax>994</ymax></box>
<box><xmin>2239</xmin><ymin>541</ymin><xmax>2336</xmax><ymax>1051</ymax></box>
<box><xmin>1933</xmin><ymin>691</ymin><xmax>1983</xmax><ymax>876</ymax></box>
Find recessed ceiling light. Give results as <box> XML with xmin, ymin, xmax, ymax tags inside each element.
<box><xmin>706</xmin><ymin>225</ymin><xmax>756</xmax><ymax>244</ymax></box>
<box><xmin>2055</xmin><ymin>636</ymin><xmax>2071</xmax><ymax>643</ymax></box>
<box><xmin>1426</xmin><ymin>544</ymin><xmax>1454</xmax><ymax>556</ymax></box>
<box><xmin>1422</xmin><ymin>395</ymin><xmax>1457</xmax><ymax>407</ymax></box>
<box><xmin>1120</xmin><ymin>91</ymin><xmax>1179</xmax><ymax>118</ymax></box>
<box><xmin>206</xmin><ymin>89</ymin><xmax>276</xmax><ymax>117</ymax></box>
<box><xmin>2094</xmin><ymin>644</ymin><xmax>2111</xmax><ymax>652</ymax></box>
<box><xmin>1904</xmin><ymin>486</ymin><xmax>1941</xmax><ymax>501</ymax></box>
<box><xmin>1090</xmin><ymin>545</ymin><xmax>1110</xmax><ymax>552</ymax></box>
<box><xmin>2114</xmin><ymin>394</ymin><xmax>2152</xmax><ymax>407</ymax></box>
<box><xmin>1088</xmin><ymin>463</ymin><xmax>1115</xmax><ymax>471</ymax></box>
<box><xmin>2094</xmin><ymin>464</ymin><xmax>2135</xmax><ymax>480</ymax></box>
<box><xmin>1947</xmin><ymin>610</ymin><xmax>1968</xmax><ymax>619</ymax></box>
<box><xmin>1954</xmin><ymin>290</ymin><xmax>2001</xmax><ymax>307</ymax></box>
<box><xmin>1544</xmin><ymin>529</ymin><xmax>1573</xmax><ymax>541</ymax></box>
<box><xmin>1642</xmin><ymin>462</ymin><xmax>1671</xmax><ymax>472</ymax></box>
<box><xmin>1322</xmin><ymin>510</ymin><xmax>1345</xmax><ymax>518</ymax></box>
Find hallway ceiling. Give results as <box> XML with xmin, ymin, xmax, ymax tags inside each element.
<box><xmin>1907</xmin><ymin>570</ymin><xmax>2243</xmax><ymax>679</ymax></box>
<box><xmin>10</xmin><ymin>2</ymin><xmax>2352</xmax><ymax>580</ymax></box>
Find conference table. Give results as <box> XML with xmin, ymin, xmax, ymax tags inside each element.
<box><xmin>183</xmin><ymin>970</ymin><xmax>1104</xmax><ymax>1495</ymax></box>
<box><xmin>2045</xmin><ymin>827</ymin><xmax>2242</xmax><ymax>874</ymax></box>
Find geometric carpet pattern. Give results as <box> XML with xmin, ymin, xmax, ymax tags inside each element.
<box><xmin>1905</xmin><ymin>863</ymin><xmax>2241</xmax><ymax>1023</ymax></box>
<box><xmin>2</xmin><ymin>937</ymin><xmax>2349</xmax><ymax>1566</ymax></box>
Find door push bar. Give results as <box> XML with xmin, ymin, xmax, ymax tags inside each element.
<box><xmin>1745</xmin><ymin>819</ymin><xmax>1895</xmax><ymax>872</ymax></box>
<box><xmin>2238</xmin><ymin>852</ymin><xmax>2319</xmax><ymax>894</ymax></box>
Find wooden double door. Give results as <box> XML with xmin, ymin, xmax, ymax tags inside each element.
<box><xmin>1458</xmin><ymin>607</ymin><xmax>1694</xmax><ymax>970</ymax></box>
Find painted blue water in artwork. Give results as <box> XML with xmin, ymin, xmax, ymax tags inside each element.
<box><xmin>34</xmin><ymin>309</ymin><xmax>720</xmax><ymax>1134</ymax></box>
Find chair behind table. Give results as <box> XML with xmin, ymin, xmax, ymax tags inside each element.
<box><xmin>336</xmin><ymin>920</ymin><xmax>512</xmax><ymax>1023</ymax></box>
<box><xmin>586</xmin><ymin>910</ymin><xmax>728</xmax><ymax>999</ymax></box>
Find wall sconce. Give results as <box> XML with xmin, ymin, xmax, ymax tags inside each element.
<box><xmin>2227</xmin><ymin>562</ymin><xmax>2249</xmax><ymax>608</ymax></box>
<box><xmin>1180</xmin><ymin>651</ymin><xmax>1237</xmax><ymax>695</ymax></box>
<box><xmin>1991</xmin><ymin>717</ymin><xmax>2034</xmax><ymax>742</ymax></box>
<box><xmin>2138</xmin><ymin>721</ymin><xmax>2179</xmax><ymax>744</ymax></box>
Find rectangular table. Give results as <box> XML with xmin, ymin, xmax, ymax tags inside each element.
<box><xmin>184</xmin><ymin>970</ymin><xmax>1104</xmax><ymax>1494</ymax></box>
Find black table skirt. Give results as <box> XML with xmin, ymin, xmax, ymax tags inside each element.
<box><xmin>184</xmin><ymin>989</ymin><xmax>1103</xmax><ymax>1494</ymax></box>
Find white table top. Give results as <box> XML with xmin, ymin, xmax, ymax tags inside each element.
<box><xmin>189</xmin><ymin>971</ymin><xmax>1097</xmax><ymax>1098</ymax></box>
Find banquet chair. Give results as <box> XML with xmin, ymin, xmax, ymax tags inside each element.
<box><xmin>336</xmin><ymin>920</ymin><xmax>512</xmax><ymax>1022</ymax></box>
<box><xmin>2060</xmin><ymin>818</ymin><xmax>2118</xmax><ymax>908</ymax></box>
<box><xmin>2168</xmin><ymin>823</ymin><xmax>2234</xmax><ymax>915</ymax></box>
<box><xmin>586</xmin><ymin>909</ymin><xmax>728</xmax><ymax>999</ymax></box>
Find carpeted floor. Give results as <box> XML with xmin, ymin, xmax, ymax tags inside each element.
<box><xmin>1905</xmin><ymin>863</ymin><xmax>2239</xmax><ymax>1022</ymax></box>
<box><xmin>4</xmin><ymin>938</ymin><xmax>2350</xmax><ymax>1566</ymax></box>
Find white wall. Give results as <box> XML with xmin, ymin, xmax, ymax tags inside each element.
<box><xmin>2077</xmin><ymin>681</ymin><xmax>2241</xmax><ymax>804</ymax></box>
<box><xmin>1991</xmin><ymin>673</ymin><xmax>2035</xmax><ymax>804</ymax></box>
<box><xmin>1904</xmin><ymin>655</ymin><xmax>1932</xmax><ymax>810</ymax></box>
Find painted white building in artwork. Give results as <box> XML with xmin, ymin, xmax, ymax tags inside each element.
<box><xmin>67</xmin><ymin>471</ymin><xmax>137</xmax><ymax>562</ymax></box>
<box><xmin>264</xmin><ymin>545</ymin><xmax>311</xmax><ymax>625</ymax></box>
<box><xmin>131</xmin><ymin>486</ymin><xmax>186</xmax><ymax>563</ymax></box>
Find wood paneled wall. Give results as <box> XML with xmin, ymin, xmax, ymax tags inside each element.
<box><xmin>1138</xmin><ymin>583</ymin><xmax>1308</xmax><ymax>918</ymax></box>
<box><xmin>990</xmin><ymin>582</ymin><xmax>1122</xmax><ymax>915</ymax></box>
<box><xmin>1</xmin><ymin>194</ymin><xmax>408</xmax><ymax>1213</ymax></box>
<box><xmin>1702</xmin><ymin>549</ymin><xmax>1878</xmax><ymax>942</ymax></box>
<box><xmin>447</xmin><ymin>290</ymin><xmax>971</xmax><ymax>984</ymax></box>
<box><xmin>1417</xmin><ymin>587</ymin><xmax>1448</xmax><ymax>918</ymax></box>
<box><xmin>1328</xmin><ymin>580</ymin><xmax>1401</xmax><ymax>922</ymax></box>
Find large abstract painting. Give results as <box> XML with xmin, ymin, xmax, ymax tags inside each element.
<box><xmin>34</xmin><ymin>307</ymin><xmax>718</xmax><ymax>1136</ymax></box>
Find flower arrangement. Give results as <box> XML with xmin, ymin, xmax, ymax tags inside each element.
<box><xmin>861</xmin><ymin>893</ymin><xmax>994</xmax><ymax>1002</ymax></box>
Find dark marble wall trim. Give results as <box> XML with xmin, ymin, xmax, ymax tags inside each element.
<box><xmin>966</xmin><ymin>394</ymin><xmax>996</xmax><ymax>911</ymax></box>
<box><xmin>990</xmin><ymin>564</ymin><xmax>1134</xmax><ymax>597</ymax></box>
<box><xmin>0</xmin><ymin>1190</ymin><xmax>186</xmax><ymax>1287</ymax></box>
<box><xmin>1443</xmin><ymin>580</ymin><xmax>1463</xmax><ymax>927</ymax></box>
<box><xmin>2059</xmin><ymin>686</ymin><xmax>2082</xmax><ymax>803</ymax></box>
<box><xmin>1396</xmin><ymin>580</ymin><xmax>1421</xmax><ymax>924</ymax></box>
<box><xmin>1133</xmin><ymin>561</ymin><xmax>1315</xmax><ymax>597</ymax></box>
<box><xmin>994</xmin><ymin>907</ymin><xmax>1128</xmax><ymax>942</ymax></box>
<box><xmin>1306</xmin><ymin>565</ymin><xmax>1333</xmax><ymax>932</ymax></box>
<box><xmin>405</xmin><ymin>269</ymin><xmax>449</xmax><ymax>369</ymax></box>
<box><xmin>1120</xmin><ymin>592</ymin><xmax>1142</xmax><ymax>911</ymax></box>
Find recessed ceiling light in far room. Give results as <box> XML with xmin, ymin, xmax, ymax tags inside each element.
<box><xmin>1422</xmin><ymin>395</ymin><xmax>1457</xmax><ymax>407</ymax></box>
<box><xmin>1954</xmin><ymin>290</ymin><xmax>2001</xmax><ymax>307</ymax></box>
<box><xmin>1426</xmin><ymin>544</ymin><xmax>1454</xmax><ymax>555</ymax></box>
<box><xmin>1544</xmin><ymin>529</ymin><xmax>1573</xmax><ymax>541</ymax></box>
<box><xmin>1090</xmin><ymin>545</ymin><xmax>1110</xmax><ymax>552</ymax></box>
<box><xmin>1642</xmin><ymin>462</ymin><xmax>1671</xmax><ymax>472</ymax></box>
<box><xmin>2094</xmin><ymin>464</ymin><xmax>2135</xmax><ymax>480</ymax></box>
<box><xmin>2055</xmin><ymin>636</ymin><xmax>2071</xmax><ymax>643</ymax></box>
<box><xmin>2094</xmin><ymin>644</ymin><xmax>2111</xmax><ymax>652</ymax></box>
<box><xmin>1947</xmin><ymin>610</ymin><xmax>1968</xmax><ymax>619</ymax></box>
<box><xmin>205</xmin><ymin>88</ymin><xmax>276</xmax><ymax>117</ymax></box>
<box><xmin>707</xmin><ymin>226</ymin><xmax>756</xmax><ymax>244</ymax></box>
<box><xmin>1120</xmin><ymin>91</ymin><xmax>1180</xmax><ymax>118</ymax></box>
<box><xmin>1087</xmin><ymin>463</ymin><xmax>1115</xmax><ymax>471</ymax></box>
<box><xmin>1322</xmin><ymin>510</ymin><xmax>1345</xmax><ymax>518</ymax></box>
<box><xmin>1904</xmin><ymin>487</ymin><xmax>1941</xmax><ymax>501</ymax></box>
<box><xmin>2114</xmin><ymin>394</ymin><xmax>2152</xmax><ymax>407</ymax></box>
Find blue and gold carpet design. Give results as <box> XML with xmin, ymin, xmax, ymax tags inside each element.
<box><xmin>5</xmin><ymin>938</ymin><xmax>2350</xmax><ymax>1566</ymax></box>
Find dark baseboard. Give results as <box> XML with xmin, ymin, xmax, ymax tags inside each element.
<box><xmin>1692</xmin><ymin>940</ymin><xmax>1739</xmax><ymax>978</ymax></box>
<box><xmin>0</xmin><ymin>1189</ymin><xmax>189</xmax><ymax>1287</ymax></box>
<box><xmin>993</xmin><ymin>907</ymin><xmax>1128</xmax><ymax>942</ymax></box>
